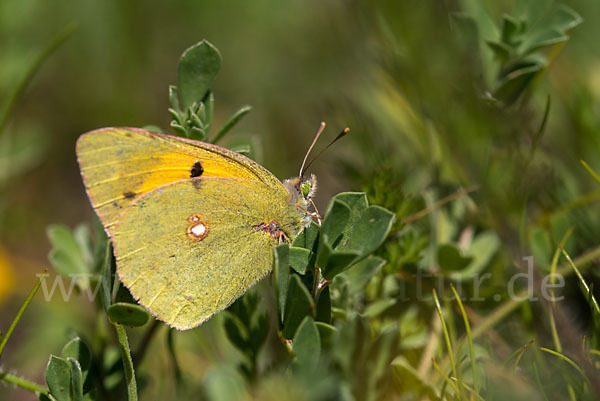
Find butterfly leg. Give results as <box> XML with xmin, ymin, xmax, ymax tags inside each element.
<box><xmin>308</xmin><ymin>199</ymin><xmax>322</xmax><ymax>224</ymax></box>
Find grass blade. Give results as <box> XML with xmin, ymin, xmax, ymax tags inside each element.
<box><xmin>539</xmin><ymin>347</ymin><xmax>586</xmax><ymax>379</ymax></box>
<box><xmin>0</xmin><ymin>23</ymin><xmax>77</xmax><ymax>134</ymax></box>
<box><xmin>450</xmin><ymin>284</ymin><xmax>479</xmax><ymax>393</ymax></box>
<box><xmin>581</xmin><ymin>160</ymin><xmax>600</xmax><ymax>184</ymax></box>
<box><xmin>0</xmin><ymin>269</ymin><xmax>47</xmax><ymax>358</ymax></box>
<box><xmin>210</xmin><ymin>105</ymin><xmax>252</xmax><ymax>144</ymax></box>
<box><xmin>432</xmin><ymin>289</ymin><xmax>466</xmax><ymax>400</ymax></box>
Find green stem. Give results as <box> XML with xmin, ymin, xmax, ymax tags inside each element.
<box><xmin>210</xmin><ymin>105</ymin><xmax>252</xmax><ymax>144</ymax></box>
<box><xmin>167</xmin><ymin>329</ymin><xmax>182</xmax><ymax>385</ymax></box>
<box><xmin>0</xmin><ymin>23</ymin><xmax>77</xmax><ymax>134</ymax></box>
<box><xmin>0</xmin><ymin>270</ymin><xmax>47</xmax><ymax>358</ymax></box>
<box><xmin>581</xmin><ymin>160</ymin><xmax>600</xmax><ymax>184</ymax></box>
<box><xmin>0</xmin><ymin>371</ymin><xmax>48</xmax><ymax>394</ymax></box>
<box><xmin>115</xmin><ymin>324</ymin><xmax>138</xmax><ymax>401</ymax></box>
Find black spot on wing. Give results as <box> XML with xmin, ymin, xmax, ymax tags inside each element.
<box><xmin>190</xmin><ymin>161</ymin><xmax>204</xmax><ymax>178</ymax></box>
<box><xmin>123</xmin><ymin>191</ymin><xmax>136</xmax><ymax>199</ymax></box>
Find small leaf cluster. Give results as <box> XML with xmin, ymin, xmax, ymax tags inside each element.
<box><xmin>42</xmin><ymin>338</ymin><xmax>92</xmax><ymax>401</ymax></box>
<box><xmin>167</xmin><ymin>40</ymin><xmax>252</xmax><ymax>148</ymax></box>
<box><xmin>484</xmin><ymin>1</ymin><xmax>582</xmax><ymax>105</ymax></box>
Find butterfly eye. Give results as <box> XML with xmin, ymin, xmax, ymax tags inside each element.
<box><xmin>300</xmin><ymin>181</ymin><xmax>311</xmax><ymax>198</ymax></box>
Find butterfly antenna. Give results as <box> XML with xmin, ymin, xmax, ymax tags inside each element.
<box><xmin>301</xmin><ymin>127</ymin><xmax>350</xmax><ymax>176</ymax></box>
<box><xmin>299</xmin><ymin>122</ymin><xmax>327</xmax><ymax>177</ymax></box>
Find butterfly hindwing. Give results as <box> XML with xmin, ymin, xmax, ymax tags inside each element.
<box><xmin>76</xmin><ymin>127</ymin><xmax>286</xmax><ymax>236</ymax></box>
<box><xmin>113</xmin><ymin>177</ymin><xmax>300</xmax><ymax>329</ymax></box>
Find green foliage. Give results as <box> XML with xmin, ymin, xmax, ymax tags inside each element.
<box><xmin>45</xmin><ymin>337</ymin><xmax>95</xmax><ymax>401</ymax></box>
<box><xmin>480</xmin><ymin>0</ymin><xmax>583</xmax><ymax>105</ymax></box>
<box><xmin>168</xmin><ymin>40</ymin><xmax>252</xmax><ymax>145</ymax></box>
<box><xmin>223</xmin><ymin>292</ymin><xmax>269</xmax><ymax>379</ymax></box>
<box><xmin>107</xmin><ymin>303</ymin><xmax>150</xmax><ymax>328</ymax></box>
<box><xmin>3</xmin><ymin>1</ymin><xmax>600</xmax><ymax>400</ymax></box>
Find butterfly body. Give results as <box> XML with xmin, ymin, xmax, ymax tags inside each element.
<box><xmin>77</xmin><ymin>127</ymin><xmax>312</xmax><ymax>329</ymax></box>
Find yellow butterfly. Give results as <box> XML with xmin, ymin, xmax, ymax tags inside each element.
<box><xmin>76</xmin><ymin>127</ymin><xmax>320</xmax><ymax>329</ymax></box>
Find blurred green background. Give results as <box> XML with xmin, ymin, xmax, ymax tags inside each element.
<box><xmin>2</xmin><ymin>0</ymin><xmax>600</xmax><ymax>400</ymax></box>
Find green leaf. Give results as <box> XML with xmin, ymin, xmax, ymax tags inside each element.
<box><xmin>223</xmin><ymin>313</ymin><xmax>249</xmax><ymax>353</ymax></box>
<box><xmin>320</xmin><ymin>199</ymin><xmax>352</xmax><ymax>251</ymax></box>
<box><xmin>437</xmin><ymin>244</ymin><xmax>473</xmax><ymax>272</ymax></box>
<box><xmin>315</xmin><ymin>286</ymin><xmax>331</xmax><ymax>323</ymax></box>
<box><xmin>317</xmin><ymin>199</ymin><xmax>351</xmax><ymax>271</ymax></box>
<box><xmin>203</xmin><ymin>91</ymin><xmax>214</xmax><ymax>132</ymax></box>
<box><xmin>202</xmin><ymin>365</ymin><xmax>247</xmax><ymax>401</ymax></box>
<box><xmin>500</xmin><ymin>14</ymin><xmax>520</xmax><ymax>46</ymax></box>
<box><xmin>342</xmin><ymin>205</ymin><xmax>396</xmax><ymax>255</ymax></box>
<box><xmin>522</xmin><ymin>29</ymin><xmax>568</xmax><ymax>54</ymax></box>
<box><xmin>177</xmin><ymin>40</ymin><xmax>222</xmax><ymax>110</ymax></box>
<box><xmin>334</xmin><ymin>192</ymin><xmax>369</xmax><ymax>211</ymax></box>
<box><xmin>494</xmin><ymin>61</ymin><xmax>544</xmax><ymax>105</ymax></box>
<box><xmin>320</xmin><ymin>249</ymin><xmax>361</xmax><ymax>281</ymax></box>
<box><xmin>330</xmin><ymin>192</ymin><xmax>395</xmax><ymax>256</ymax></box>
<box><xmin>282</xmin><ymin>274</ymin><xmax>315</xmax><ymax>339</ymax></box>
<box><xmin>292</xmin><ymin>316</ymin><xmax>320</xmax><ymax>371</ymax></box>
<box><xmin>46</xmin><ymin>355</ymin><xmax>72</xmax><ymax>401</ymax></box>
<box><xmin>273</xmin><ymin>244</ymin><xmax>290</xmax><ymax>325</ymax></box>
<box><xmin>315</xmin><ymin>322</ymin><xmax>336</xmax><ymax>348</ymax></box>
<box><xmin>47</xmin><ymin>224</ymin><xmax>91</xmax><ymax>282</ymax></box>
<box><xmin>67</xmin><ymin>358</ymin><xmax>83</xmax><ymax>401</ymax></box>
<box><xmin>61</xmin><ymin>338</ymin><xmax>91</xmax><ymax>382</ymax></box>
<box><xmin>486</xmin><ymin>40</ymin><xmax>511</xmax><ymax>61</ymax></box>
<box><xmin>100</xmin><ymin>240</ymin><xmax>114</xmax><ymax>311</ymax></box>
<box><xmin>168</xmin><ymin>85</ymin><xmax>180</xmax><ymax>112</ymax></box>
<box><xmin>450</xmin><ymin>231</ymin><xmax>500</xmax><ymax>279</ymax></box>
<box><xmin>362</xmin><ymin>298</ymin><xmax>396</xmax><ymax>318</ymax></box>
<box><xmin>107</xmin><ymin>302</ymin><xmax>150</xmax><ymax>327</ymax></box>
<box><xmin>250</xmin><ymin>312</ymin><xmax>269</xmax><ymax>353</ymax></box>
<box><xmin>292</xmin><ymin>221</ymin><xmax>320</xmax><ymax>251</ymax></box>
<box><xmin>289</xmin><ymin>247</ymin><xmax>312</xmax><ymax>274</ymax></box>
<box><xmin>391</xmin><ymin>356</ymin><xmax>442</xmax><ymax>401</ymax></box>
<box><xmin>339</xmin><ymin>256</ymin><xmax>386</xmax><ymax>294</ymax></box>
<box><xmin>318</xmin><ymin>193</ymin><xmax>394</xmax><ymax>280</ymax></box>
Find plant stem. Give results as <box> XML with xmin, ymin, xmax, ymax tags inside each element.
<box><xmin>167</xmin><ymin>329</ymin><xmax>182</xmax><ymax>385</ymax></box>
<box><xmin>115</xmin><ymin>324</ymin><xmax>138</xmax><ymax>401</ymax></box>
<box><xmin>210</xmin><ymin>105</ymin><xmax>252</xmax><ymax>144</ymax></box>
<box><xmin>0</xmin><ymin>270</ymin><xmax>47</xmax><ymax>358</ymax></box>
<box><xmin>0</xmin><ymin>23</ymin><xmax>77</xmax><ymax>134</ymax></box>
<box><xmin>0</xmin><ymin>371</ymin><xmax>48</xmax><ymax>394</ymax></box>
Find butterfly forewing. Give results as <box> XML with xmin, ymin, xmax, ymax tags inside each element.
<box><xmin>76</xmin><ymin>127</ymin><xmax>286</xmax><ymax>236</ymax></box>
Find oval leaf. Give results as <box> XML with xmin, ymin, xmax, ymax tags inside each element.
<box><xmin>273</xmin><ymin>244</ymin><xmax>290</xmax><ymax>325</ymax></box>
<box><xmin>61</xmin><ymin>337</ymin><xmax>91</xmax><ymax>382</ymax></box>
<box><xmin>177</xmin><ymin>40</ymin><xmax>222</xmax><ymax>110</ymax></box>
<box><xmin>107</xmin><ymin>302</ymin><xmax>150</xmax><ymax>327</ymax></box>
<box><xmin>46</xmin><ymin>355</ymin><xmax>72</xmax><ymax>401</ymax></box>
<box><xmin>292</xmin><ymin>316</ymin><xmax>320</xmax><ymax>371</ymax></box>
<box><xmin>282</xmin><ymin>274</ymin><xmax>315</xmax><ymax>339</ymax></box>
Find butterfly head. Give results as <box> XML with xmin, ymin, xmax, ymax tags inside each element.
<box><xmin>284</xmin><ymin>174</ymin><xmax>317</xmax><ymax>225</ymax></box>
